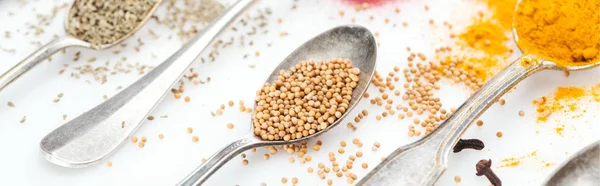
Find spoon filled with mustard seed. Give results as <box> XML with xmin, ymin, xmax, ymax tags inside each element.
<box><xmin>177</xmin><ymin>25</ymin><xmax>377</xmax><ymax>186</ymax></box>
<box><xmin>359</xmin><ymin>0</ymin><xmax>600</xmax><ymax>185</ymax></box>
<box><xmin>0</xmin><ymin>0</ymin><xmax>162</xmax><ymax>91</ymax></box>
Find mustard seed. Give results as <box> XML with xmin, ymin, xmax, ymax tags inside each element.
<box><xmin>496</xmin><ymin>132</ymin><xmax>503</xmax><ymax>138</ymax></box>
<box><xmin>291</xmin><ymin>177</ymin><xmax>298</xmax><ymax>184</ymax></box>
<box><xmin>187</xmin><ymin>127</ymin><xmax>193</xmax><ymax>134</ymax></box>
<box><xmin>131</xmin><ymin>136</ymin><xmax>138</xmax><ymax>143</ymax></box>
<box><xmin>138</xmin><ymin>141</ymin><xmax>145</xmax><ymax>148</ymax></box>
<box><xmin>242</xmin><ymin>159</ymin><xmax>249</xmax><ymax>165</ymax></box>
<box><xmin>476</xmin><ymin>120</ymin><xmax>484</xmax><ymax>126</ymax></box>
<box><xmin>106</xmin><ymin>161</ymin><xmax>112</xmax><ymax>167</ymax></box>
<box><xmin>454</xmin><ymin>176</ymin><xmax>461</xmax><ymax>182</ymax></box>
<box><xmin>518</xmin><ymin>110</ymin><xmax>525</xmax><ymax>116</ymax></box>
<box><xmin>362</xmin><ymin>162</ymin><xmax>368</xmax><ymax>169</ymax></box>
<box><xmin>288</xmin><ymin>157</ymin><xmax>295</xmax><ymax>163</ymax></box>
<box><xmin>158</xmin><ymin>134</ymin><xmax>164</xmax><ymax>140</ymax></box>
<box><xmin>499</xmin><ymin>99</ymin><xmax>506</xmax><ymax>105</ymax></box>
<box><xmin>338</xmin><ymin>148</ymin><xmax>345</xmax><ymax>154</ymax></box>
<box><xmin>340</xmin><ymin>141</ymin><xmax>347</xmax><ymax>147</ymax></box>
<box><xmin>227</xmin><ymin>123</ymin><xmax>234</xmax><ymax>129</ymax></box>
<box><xmin>313</xmin><ymin>145</ymin><xmax>321</xmax><ymax>151</ymax></box>
<box><xmin>352</xmin><ymin>138</ymin><xmax>360</xmax><ymax>144</ymax></box>
<box><xmin>184</xmin><ymin>96</ymin><xmax>191</xmax><ymax>102</ymax></box>
<box><xmin>228</xmin><ymin>100</ymin><xmax>234</xmax><ymax>107</ymax></box>
<box><xmin>356</xmin><ymin>151</ymin><xmax>363</xmax><ymax>157</ymax></box>
<box><xmin>264</xmin><ymin>154</ymin><xmax>270</xmax><ymax>160</ymax></box>
<box><xmin>307</xmin><ymin>167</ymin><xmax>314</xmax><ymax>173</ymax></box>
<box><xmin>192</xmin><ymin>136</ymin><xmax>199</xmax><ymax>142</ymax></box>
<box><xmin>252</xmin><ymin>59</ymin><xmax>360</xmax><ymax>141</ymax></box>
<box><xmin>141</xmin><ymin>136</ymin><xmax>147</xmax><ymax>142</ymax></box>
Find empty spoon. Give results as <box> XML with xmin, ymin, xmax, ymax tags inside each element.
<box><xmin>39</xmin><ymin>0</ymin><xmax>256</xmax><ymax>168</ymax></box>
<box><xmin>358</xmin><ymin>1</ymin><xmax>600</xmax><ymax>185</ymax></box>
<box><xmin>0</xmin><ymin>0</ymin><xmax>162</xmax><ymax>91</ymax></box>
<box><xmin>176</xmin><ymin>25</ymin><xmax>377</xmax><ymax>186</ymax></box>
<box><xmin>543</xmin><ymin>140</ymin><xmax>600</xmax><ymax>186</ymax></box>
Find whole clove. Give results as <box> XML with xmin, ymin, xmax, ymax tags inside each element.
<box><xmin>453</xmin><ymin>138</ymin><xmax>485</xmax><ymax>153</ymax></box>
<box><xmin>476</xmin><ymin>159</ymin><xmax>502</xmax><ymax>186</ymax></box>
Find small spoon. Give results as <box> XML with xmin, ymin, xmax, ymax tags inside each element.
<box><xmin>543</xmin><ymin>140</ymin><xmax>600</xmax><ymax>186</ymax></box>
<box><xmin>39</xmin><ymin>0</ymin><xmax>256</xmax><ymax>168</ymax></box>
<box><xmin>358</xmin><ymin>2</ymin><xmax>600</xmax><ymax>186</ymax></box>
<box><xmin>0</xmin><ymin>0</ymin><xmax>162</xmax><ymax>91</ymax></box>
<box><xmin>176</xmin><ymin>25</ymin><xmax>377</xmax><ymax>186</ymax></box>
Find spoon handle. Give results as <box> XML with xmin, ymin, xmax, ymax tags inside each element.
<box><xmin>0</xmin><ymin>36</ymin><xmax>90</xmax><ymax>91</ymax></box>
<box><xmin>178</xmin><ymin>135</ymin><xmax>262</xmax><ymax>186</ymax></box>
<box><xmin>358</xmin><ymin>55</ymin><xmax>552</xmax><ymax>186</ymax></box>
<box><xmin>39</xmin><ymin>0</ymin><xmax>256</xmax><ymax>168</ymax></box>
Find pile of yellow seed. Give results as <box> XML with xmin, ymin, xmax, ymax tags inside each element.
<box><xmin>252</xmin><ymin>59</ymin><xmax>360</xmax><ymax>141</ymax></box>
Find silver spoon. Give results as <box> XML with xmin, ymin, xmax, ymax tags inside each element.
<box><xmin>176</xmin><ymin>25</ymin><xmax>377</xmax><ymax>186</ymax></box>
<box><xmin>0</xmin><ymin>0</ymin><xmax>163</xmax><ymax>91</ymax></box>
<box><xmin>543</xmin><ymin>140</ymin><xmax>600</xmax><ymax>186</ymax></box>
<box><xmin>358</xmin><ymin>1</ymin><xmax>600</xmax><ymax>186</ymax></box>
<box><xmin>39</xmin><ymin>0</ymin><xmax>256</xmax><ymax>168</ymax></box>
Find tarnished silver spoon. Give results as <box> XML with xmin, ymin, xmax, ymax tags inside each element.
<box><xmin>543</xmin><ymin>140</ymin><xmax>600</xmax><ymax>186</ymax></box>
<box><xmin>177</xmin><ymin>25</ymin><xmax>377</xmax><ymax>186</ymax></box>
<box><xmin>0</xmin><ymin>0</ymin><xmax>163</xmax><ymax>91</ymax></box>
<box><xmin>39</xmin><ymin>0</ymin><xmax>256</xmax><ymax>168</ymax></box>
<box><xmin>358</xmin><ymin>0</ymin><xmax>600</xmax><ymax>185</ymax></box>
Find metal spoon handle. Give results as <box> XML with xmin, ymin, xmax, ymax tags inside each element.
<box><xmin>39</xmin><ymin>0</ymin><xmax>256</xmax><ymax>168</ymax></box>
<box><xmin>0</xmin><ymin>36</ymin><xmax>90</xmax><ymax>91</ymax></box>
<box><xmin>178</xmin><ymin>135</ymin><xmax>262</xmax><ymax>186</ymax></box>
<box><xmin>358</xmin><ymin>55</ymin><xmax>551</xmax><ymax>186</ymax></box>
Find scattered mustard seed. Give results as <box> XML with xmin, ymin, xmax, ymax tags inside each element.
<box><xmin>242</xmin><ymin>159</ymin><xmax>248</xmax><ymax>165</ymax></box>
<box><xmin>106</xmin><ymin>161</ymin><xmax>112</xmax><ymax>167</ymax></box>
<box><xmin>138</xmin><ymin>141</ymin><xmax>145</xmax><ymax>148</ymax></box>
<box><xmin>158</xmin><ymin>134</ymin><xmax>164</xmax><ymax>140</ymax></box>
<box><xmin>496</xmin><ymin>132</ymin><xmax>503</xmax><ymax>138</ymax></box>
<box><xmin>519</xmin><ymin>110</ymin><xmax>525</xmax><ymax>117</ymax></box>
<box><xmin>454</xmin><ymin>176</ymin><xmax>461</xmax><ymax>183</ymax></box>
<box><xmin>141</xmin><ymin>136</ymin><xmax>147</xmax><ymax>142</ymax></box>
<box><xmin>187</xmin><ymin>127</ymin><xmax>193</xmax><ymax>134</ymax></box>
<box><xmin>227</xmin><ymin>123</ymin><xmax>234</xmax><ymax>129</ymax></box>
<box><xmin>131</xmin><ymin>136</ymin><xmax>138</xmax><ymax>143</ymax></box>
<box><xmin>281</xmin><ymin>177</ymin><xmax>288</xmax><ymax>184</ymax></box>
<box><xmin>362</xmin><ymin>162</ymin><xmax>368</xmax><ymax>169</ymax></box>
<box><xmin>184</xmin><ymin>96</ymin><xmax>191</xmax><ymax>102</ymax></box>
<box><xmin>192</xmin><ymin>136</ymin><xmax>199</xmax><ymax>142</ymax></box>
<box><xmin>476</xmin><ymin>120</ymin><xmax>484</xmax><ymax>126</ymax></box>
<box><xmin>291</xmin><ymin>177</ymin><xmax>298</xmax><ymax>184</ymax></box>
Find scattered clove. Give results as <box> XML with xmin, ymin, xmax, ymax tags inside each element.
<box><xmin>453</xmin><ymin>138</ymin><xmax>485</xmax><ymax>152</ymax></box>
<box><xmin>476</xmin><ymin>159</ymin><xmax>502</xmax><ymax>186</ymax></box>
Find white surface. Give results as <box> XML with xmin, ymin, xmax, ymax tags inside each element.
<box><xmin>0</xmin><ymin>0</ymin><xmax>599</xmax><ymax>186</ymax></box>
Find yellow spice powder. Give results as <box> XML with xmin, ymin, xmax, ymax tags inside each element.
<box><xmin>482</xmin><ymin>0</ymin><xmax>518</xmax><ymax>29</ymax></box>
<box><xmin>458</xmin><ymin>20</ymin><xmax>510</xmax><ymax>56</ymax></box>
<box><xmin>514</xmin><ymin>0</ymin><xmax>600</xmax><ymax>66</ymax></box>
<box><xmin>533</xmin><ymin>87</ymin><xmax>586</xmax><ymax>122</ymax></box>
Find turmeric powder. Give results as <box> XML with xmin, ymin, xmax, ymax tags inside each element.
<box><xmin>459</xmin><ymin>20</ymin><xmax>510</xmax><ymax>56</ymax></box>
<box><xmin>514</xmin><ymin>0</ymin><xmax>600</xmax><ymax>66</ymax></box>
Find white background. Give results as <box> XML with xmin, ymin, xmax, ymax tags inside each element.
<box><xmin>0</xmin><ymin>0</ymin><xmax>599</xmax><ymax>185</ymax></box>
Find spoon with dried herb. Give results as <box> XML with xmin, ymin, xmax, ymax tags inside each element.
<box><xmin>177</xmin><ymin>25</ymin><xmax>377</xmax><ymax>186</ymax></box>
<box><xmin>0</xmin><ymin>0</ymin><xmax>162</xmax><ymax>91</ymax></box>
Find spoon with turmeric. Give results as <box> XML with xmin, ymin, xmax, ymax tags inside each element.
<box><xmin>359</xmin><ymin>0</ymin><xmax>600</xmax><ymax>185</ymax></box>
<box><xmin>0</xmin><ymin>0</ymin><xmax>162</xmax><ymax>91</ymax></box>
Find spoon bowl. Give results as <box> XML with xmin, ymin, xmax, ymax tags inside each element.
<box><xmin>0</xmin><ymin>0</ymin><xmax>162</xmax><ymax>91</ymax></box>
<box><xmin>543</xmin><ymin>140</ymin><xmax>600</xmax><ymax>186</ymax></box>
<box><xmin>358</xmin><ymin>0</ymin><xmax>600</xmax><ymax>185</ymax></box>
<box><xmin>177</xmin><ymin>25</ymin><xmax>377</xmax><ymax>186</ymax></box>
